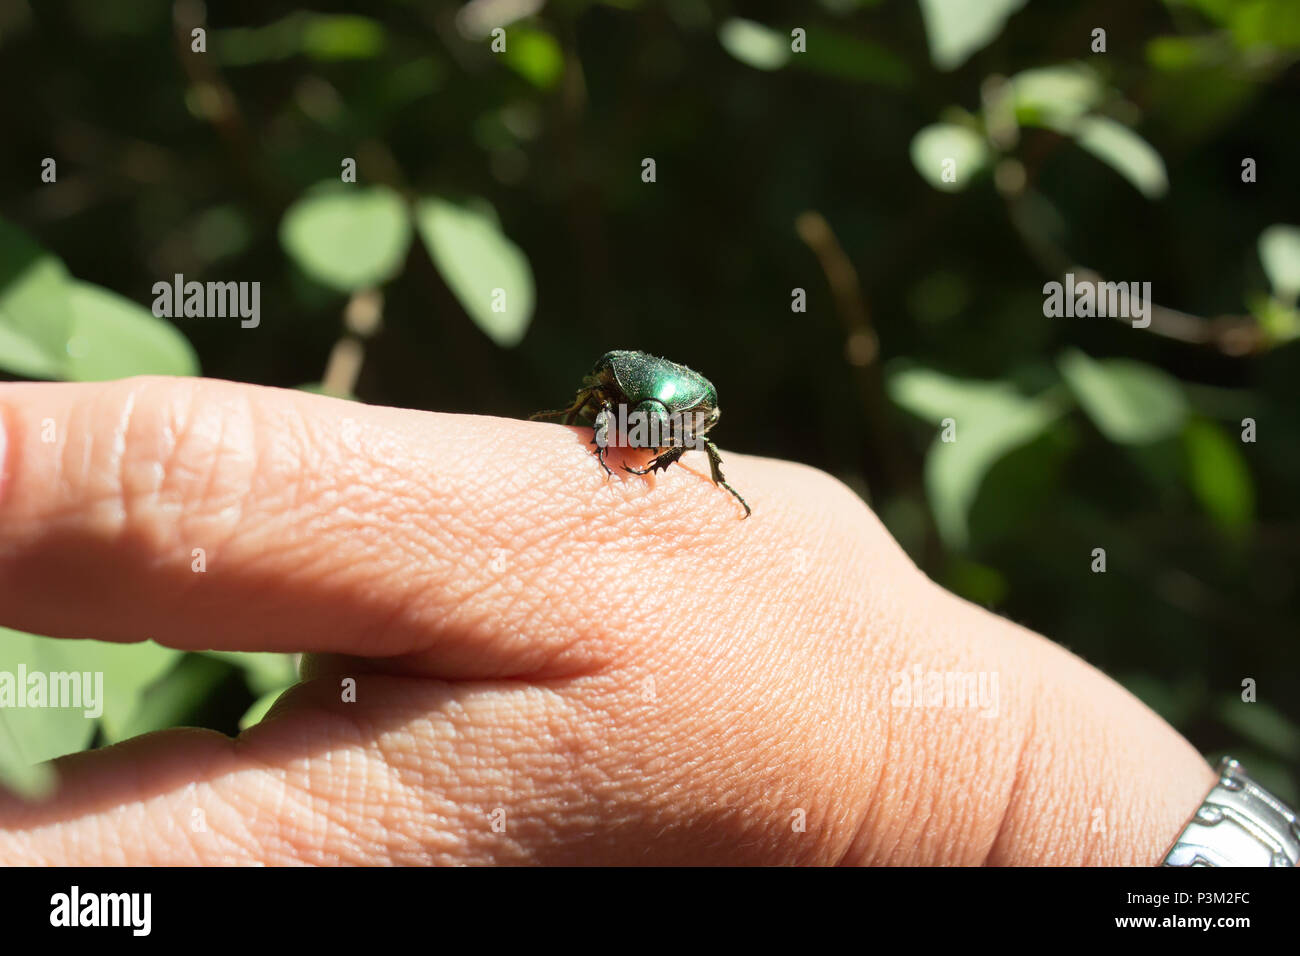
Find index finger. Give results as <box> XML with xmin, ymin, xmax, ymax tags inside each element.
<box><xmin>0</xmin><ymin>377</ymin><xmax>899</xmax><ymax>679</ymax></box>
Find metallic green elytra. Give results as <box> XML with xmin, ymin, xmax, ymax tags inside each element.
<box><xmin>531</xmin><ymin>350</ymin><xmax>751</xmax><ymax>518</ymax></box>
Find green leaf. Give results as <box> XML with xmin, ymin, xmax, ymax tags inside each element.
<box><xmin>1059</xmin><ymin>350</ymin><xmax>1187</xmax><ymax>444</ymax></box>
<box><xmin>217</xmin><ymin>13</ymin><xmax>385</xmax><ymax>66</ymax></box>
<box><xmin>0</xmin><ymin>315</ymin><xmax>64</xmax><ymax>379</ymax></box>
<box><xmin>64</xmin><ymin>281</ymin><xmax>199</xmax><ymax>381</ymax></box>
<box><xmin>909</xmin><ymin>123</ymin><xmax>989</xmax><ymax>192</ymax></box>
<box><xmin>239</xmin><ymin>689</ymin><xmax>286</xmax><ymax>731</ymax></box>
<box><xmin>414</xmin><ymin>197</ymin><xmax>535</xmax><ymax>347</ymax></box>
<box><xmin>117</xmin><ymin>653</ymin><xmax>231</xmax><ymax>740</ymax></box>
<box><xmin>925</xmin><ymin>397</ymin><xmax>1064</xmax><ymax>549</ymax></box>
<box><xmin>0</xmin><ymin>628</ymin><xmax>98</xmax><ymax>773</ymax></box>
<box><xmin>0</xmin><ymin>219</ymin><xmax>74</xmax><ymax>378</ymax></box>
<box><xmin>1217</xmin><ymin>697</ymin><xmax>1300</xmax><ymax>760</ymax></box>
<box><xmin>0</xmin><ymin>718</ymin><xmax>56</xmax><ymax>798</ymax></box>
<box><xmin>718</xmin><ymin>18</ymin><xmax>790</xmax><ymax>71</ymax></box>
<box><xmin>943</xmin><ymin>556</ymin><xmax>1008</xmax><ymax>606</ymax></box>
<box><xmin>55</xmin><ymin>639</ymin><xmax>184</xmax><ymax>744</ymax></box>
<box><xmin>889</xmin><ymin>367</ymin><xmax>1067</xmax><ymax>547</ymax></box>
<box><xmin>1219</xmin><ymin>0</ymin><xmax>1300</xmax><ymax>51</ymax></box>
<box><xmin>503</xmin><ymin>27</ymin><xmax>564</xmax><ymax>89</ymax></box>
<box><xmin>888</xmin><ymin>365</ymin><xmax>1024</xmax><ymax>424</ymax></box>
<box><xmin>1183</xmin><ymin>419</ymin><xmax>1254</xmax><ymax>534</ymax></box>
<box><xmin>300</xmin><ymin>14</ymin><xmax>385</xmax><ymax>61</ymax></box>
<box><xmin>1248</xmin><ymin>293</ymin><xmax>1300</xmax><ymax>344</ymax></box>
<box><xmin>1146</xmin><ymin>34</ymin><xmax>1232</xmax><ymax>71</ymax></box>
<box><xmin>199</xmin><ymin>651</ymin><xmax>297</xmax><ymax>696</ymax></box>
<box><xmin>1071</xmin><ymin>116</ymin><xmax>1168</xmax><ymax>199</ymax></box>
<box><xmin>1009</xmin><ymin>63</ymin><xmax>1103</xmax><ymax>125</ymax></box>
<box><xmin>1258</xmin><ymin>224</ymin><xmax>1300</xmax><ymax>301</ymax></box>
<box><xmin>918</xmin><ymin>0</ymin><xmax>1027</xmax><ymax>71</ymax></box>
<box><xmin>279</xmin><ymin>185</ymin><xmax>412</xmax><ymax>294</ymax></box>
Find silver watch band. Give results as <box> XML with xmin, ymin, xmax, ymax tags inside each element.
<box><xmin>1162</xmin><ymin>756</ymin><xmax>1299</xmax><ymax>867</ymax></box>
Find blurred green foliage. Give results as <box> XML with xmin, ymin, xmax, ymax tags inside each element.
<box><xmin>0</xmin><ymin>0</ymin><xmax>1297</xmax><ymax>802</ymax></box>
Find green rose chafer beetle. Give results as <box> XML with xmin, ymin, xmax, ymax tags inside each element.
<box><xmin>531</xmin><ymin>350</ymin><xmax>751</xmax><ymax>518</ymax></box>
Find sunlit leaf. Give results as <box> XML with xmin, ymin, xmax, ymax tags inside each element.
<box><xmin>909</xmin><ymin>123</ymin><xmax>989</xmax><ymax>192</ymax></box>
<box><xmin>1258</xmin><ymin>224</ymin><xmax>1300</xmax><ymax>301</ymax></box>
<box><xmin>1219</xmin><ymin>0</ymin><xmax>1300</xmax><ymax>51</ymax></box>
<box><xmin>1010</xmin><ymin>63</ymin><xmax>1102</xmax><ymax>125</ymax></box>
<box><xmin>1247</xmin><ymin>293</ymin><xmax>1300</xmax><ymax>344</ymax></box>
<box><xmin>0</xmin><ymin>628</ymin><xmax>97</xmax><ymax>776</ymax></box>
<box><xmin>64</xmin><ymin>282</ymin><xmax>200</xmax><ymax>381</ymax></box>
<box><xmin>889</xmin><ymin>365</ymin><xmax>1025</xmax><ymax>424</ymax></box>
<box><xmin>889</xmin><ymin>367</ymin><xmax>1067</xmax><ymax>547</ymax></box>
<box><xmin>454</xmin><ymin>0</ymin><xmax>548</xmax><ymax>39</ymax></box>
<box><xmin>503</xmin><ymin>26</ymin><xmax>564</xmax><ymax>88</ymax></box>
<box><xmin>56</xmin><ymin>639</ymin><xmax>184</xmax><ymax>744</ymax></box>
<box><xmin>718</xmin><ymin>18</ymin><xmax>789</xmax><ymax>71</ymax></box>
<box><xmin>1059</xmin><ymin>349</ymin><xmax>1187</xmax><ymax>444</ymax></box>
<box><xmin>0</xmin><ymin>316</ymin><xmax>63</xmax><ymax>380</ymax></box>
<box><xmin>1071</xmin><ymin>116</ymin><xmax>1168</xmax><ymax>199</ymax></box>
<box><xmin>1183</xmin><ymin>419</ymin><xmax>1254</xmax><ymax>534</ymax></box>
<box><xmin>1146</xmin><ymin>34</ymin><xmax>1232</xmax><ymax>71</ymax></box>
<box><xmin>217</xmin><ymin>13</ymin><xmax>385</xmax><ymax>66</ymax></box>
<box><xmin>414</xmin><ymin>197</ymin><xmax>535</xmax><ymax>347</ymax></box>
<box><xmin>0</xmin><ymin>219</ymin><xmax>73</xmax><ymax>379</ymax></box>
<box><xmin>0</xmin><ymin>716</ymin><xmax>55</xmax><ymax>798</ymax></box>
<box><xmin>918</xmin><ymin>0</ymin><xmax>1027</xmax><ymax>71</ymax></box>
<box><xmin>300</xmin><ymin>14</ymin><xmax>386</xmax><ymax>61</ymax></box>
<box><xmin>280</xmin><ymin>185</ymin><xmax>412</xmax><ymax>294</ymax></box>
<box><xmin>240</xmin><ymin>689</ymin><xmax>286</xmax><ymax>730</ymax></box>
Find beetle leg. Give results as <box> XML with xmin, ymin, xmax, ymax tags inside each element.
<box><xmin>565</xmin><ymin>390</ymin><xmax>597</xmax><ymax>426</ymax></box>
<box><xmin>529</xmin><ymin>388</ymin><xmax>594</xmax><ymax>423</ymax></box>
<box><xmin>623</xmin><ymin>445</ymin><xmax>685</xmax><ymax>476</ymax></box>
<box><xmin>591</xmin><ymin>401</ymin><xmax>614</xmax><ymax>476</ymax></box>
<box><xmin>703</xmin><ymin>439</ymin><xmax>751</xmax><ymax>519</ymax></box>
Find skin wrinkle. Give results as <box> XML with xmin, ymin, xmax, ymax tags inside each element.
<box><xmin>246</xmin><ymin>680</ymin><xmax>475</xmax><ymax>863</ymax></box>
<box><xmin>187</xmin><ymin>389</ymin><xmax>251</xmax><ymax>543</ymax></box>
<box><xmin>227</xmin><ymin>731</ymin><xmax>322</xmax><ymax>859</ymax></box>
<box><xmin>160</xmin><ymin>389</ymin><xmax>246</xmax><ymax>571</ymax></box>
<box><xmin>984</xmin><ymin>673</ymin><xmax>1039</xmax><ymax>864</ymax></box>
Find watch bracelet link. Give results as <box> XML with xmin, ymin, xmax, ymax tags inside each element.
<box><xmin>1162</xmin><ymin>756</ymin><xmax>1300</xmax><ymax>867</ymax></box>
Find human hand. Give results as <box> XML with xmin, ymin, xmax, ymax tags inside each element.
<box><xmin>0</xmin><ymin>377</ymin><xmax>1213</xmax><ymax>864</ymax></box>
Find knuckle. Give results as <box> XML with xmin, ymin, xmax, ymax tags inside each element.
<box><xmin>110</xmin><ymin>377</ymin><xmax>261</xmax><ymax>550</ymax></box>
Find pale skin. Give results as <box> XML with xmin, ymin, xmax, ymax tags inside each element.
<box><xmin>0</xmin><ymin>377</ymin><xmax>1214</xmax><ymax>864</ymax></box>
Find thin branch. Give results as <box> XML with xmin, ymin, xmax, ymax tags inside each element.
<box><xmin>1004</xmin><ymin>186</ymin><xmax>1268</xmax><ymax>356</ymax></box>
<box><xmin>322</xmin><ymin>289</ymin><xmax>384</xmax><ymax>398</ymax></box>
<box><xmin>795</xmin><ymin>210</ymin><xmax>912</xmax><ymax>496</ymax></box>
